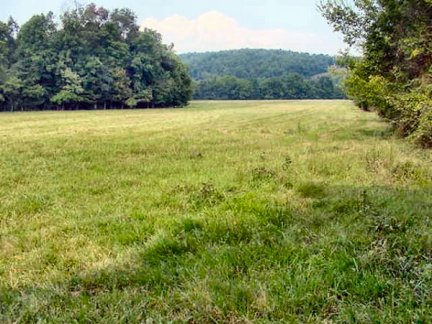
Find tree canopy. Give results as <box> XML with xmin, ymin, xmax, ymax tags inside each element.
<box><xmin>181</xmin><ymin>49</ymin><xmax>336</xmax><ymax>79</ymax></box>
<box><xmin>181</xmin><ymin>49</ymin><xmax>345</xmax><ymax>100</ymax></box>
<box><xmin>192</xmin><ymin>73</ymin><xmax>345</xmax><ymax>100</ymax></box>
<box><xmin>320</xmin><ymin>0</ymin><xmax>432</xmax><ymax>147</ymax></box>
<box><xmin>0</xmin><ymin>3</ymin><xmax>192</xmax><ymax>111</ymax></box>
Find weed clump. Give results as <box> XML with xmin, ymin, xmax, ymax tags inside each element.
<box><xmin>365</xmin><ymin>149</ymin><xmax>389</xmax><ymax>172</ymax></box>
<box><xmin>391</xmin><ymin>161</ymin><xmax>427</xmax><ymax>183</ymax></box>
<box><xmin>282</xmin><ymin>156</ymin><xmax>293</xmax><ymax>171</ymax></box>
<box><xmin>250</xmin><ymin>167</ymin><xmax>277</xmax><ymax>183</ymax></box>
<box><xmin>189</xmin><ymin>182</ymin><xmax>225</xmax><ymax>209</ymax></box>
<box><xmin>296</xmin><ymin>182</ymin><xmax>326</xmax><ymax>199</ymax></box>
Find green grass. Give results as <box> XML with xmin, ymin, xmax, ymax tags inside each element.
<box><xmin>0</xmin><ymin>100</ymin><xmax>431</xmax><ymax>322</ymax></box>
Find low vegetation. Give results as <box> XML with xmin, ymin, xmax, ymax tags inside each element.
<box><xmin>1</xmin><ymin>101</ymin><xmax>431</xmax><ymax>322</ymax></box>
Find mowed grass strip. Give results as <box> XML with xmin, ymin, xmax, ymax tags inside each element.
<box><xmin>0</xmin><ymin>100</ymin><xmax>431</xmax><ymax>322</ymax></box>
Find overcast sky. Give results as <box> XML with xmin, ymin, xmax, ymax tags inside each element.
<box><xmin>0</xmin><ymin>0</ymin><xmax>346</xmax><ymax>54</ymax></box>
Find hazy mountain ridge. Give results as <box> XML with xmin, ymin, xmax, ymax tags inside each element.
<box><xmin>179</xmin><ymin>49</ymin><xmax>336</xmax><ymax>80</ymax></box>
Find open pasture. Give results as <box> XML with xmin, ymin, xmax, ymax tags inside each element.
<box><xmin>0</xmin><ymin>100</ymin><xmax>431</xmax><ymax>322</ymax></box>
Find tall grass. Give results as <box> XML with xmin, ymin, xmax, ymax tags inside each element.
<box><xmin>0</xmin><ymin>100</ymin><xmax>431</xmax><ymax>322</ymax></box>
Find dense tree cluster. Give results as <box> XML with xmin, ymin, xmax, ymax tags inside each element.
<box><xmin>0</xmin><ymin>4</ymin><xmax>192</xmax><ymax>111</ymax></box>
<box><xmin>193</xmin><ymin>73</ymin><xmax>344</xmax><ymax>100</ymax></box>
<box><xmin>320</xmin><ymin>0</ymin><xmax>432</xmax><ymax>147</ymax></box>
<box><xmin>181</xmin><ymin>49</ymin><xmax>336</xmax><ymax>79</ymax></box>
<box><xmin>181</xmin><ymin>49</ymin><xmax>344</xmax><ymax>100</ymax></box>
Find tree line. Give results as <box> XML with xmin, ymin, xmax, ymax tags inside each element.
<box><xmin>0</xmin><ymin>3</ymin><xmax>193</xmax><ymax>111</ymax></box>
<box><xmin>192</xmin><ymin>73</ymin><xmax>344</xmax><ymax>100</ymax></box>
<box><xmin>320</xmin><ymin>0</ymin><xmax>432</xmax><ymax>148</ymax></box>
<box><xmin>180</xmin><ymin>49</ymin><xmax>345</xmax><ymax>100</ymax></box>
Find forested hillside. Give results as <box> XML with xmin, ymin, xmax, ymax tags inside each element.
<box><xmin>180</xmin><ymin>49</ymin><xmax>345</xmax><ymax>100</ymax></box>
<box><xmin>0</xmin><ymin>4</ymin><xmax>192</xmax><ymax>111</ymax></box>
<box><xmin>181</xmin><ymin>49</ymin><xmax>334</xmax><ymax>79</ymax></box>
<box><xmin>321</xmin><ymin>0</ymin><xmax>432</xmax><ymax>148</ymax></box>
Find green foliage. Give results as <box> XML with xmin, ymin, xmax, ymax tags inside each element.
<box><xmin>193</xmin><ymin>73</ymin><xmax>344</xmax><ymax>100</ymax></box>
<box><xmin>135</xmin><ymin>88</ymin><xmax>153</xmax><ymax>105</ymax></box>
<box><xmin>2</xmin><ymin>75</ymin><xmax>23</xmax><ymax>111</ymax></box>
<box><xmin>181</xmin><ymin>49</ymin><xmax>336</xmax><ymax>79</ymax></box>
<box><xmin>51</xmin><ymin>67</ymin><xmax>85</xmax><ymax>108</ymax></box>
<box><xmin>391</xmin><ymin>89</ymin><xmax>432</xmax><ymax>148</ymax></box>
<box><xmin>22</xmin><ymin>84</ymin><xmax>46</xmax><ymax>105</ymax></box>
<box><xmin>320</xmin><ymin>0</ymin><xmax>432</xmax><ymax>147</ymax></box>
<box><xmin>112</xmin><ymin>68</ymin><xmax>132</xmax><ymax>104</ymax></box>
<box><xmin>0</xmin><ymin>17</ymin><xmax>18</xmax><ymax>67</ymax></box>
<box><xmin>182</xmin><ymin>49</ymin><xmax>344</xmax><ymax>100</ymax></box>
<box><xmin>125</xmin><ymin>97</ymin><xmax>137</xmax><ymax>108</ymax></box>
<box><xmin>0</xmin><ymin>3</ymin><xmax>192</xmax><ymax>111</ymax></box>
<box><xmin>194</xmin><ymin>75</ymin><xmax>256</xmax><ymax>100</ymax></box>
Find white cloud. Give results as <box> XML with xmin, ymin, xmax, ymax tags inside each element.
<box><xmin>141</xmin><ymin>11</ymin><xmax>344</xmax><ymax>54</ymax></box>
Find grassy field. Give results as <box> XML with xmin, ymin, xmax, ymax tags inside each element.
<box><xmin>0</xmin><ymin>100</ymin><xmax>431</xmax><ymax>322</ymax></box>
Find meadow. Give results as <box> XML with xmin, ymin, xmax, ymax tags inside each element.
<box><xmin>0</xmin><ymin>100</ymin><xmax>431</xmax><ymax>322</ymax></box>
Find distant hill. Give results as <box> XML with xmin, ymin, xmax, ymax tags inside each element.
<box><xmin>179</xmin><ymin>49</ymin><xmax>345</xmax><ymax>100</ymax></box>
<box><xmin>179</xmin><ymin>49</ymin><xmax>336</xmax><ymax>80</ymax></box>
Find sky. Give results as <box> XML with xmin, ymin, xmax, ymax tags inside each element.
<box><xmin>0</xmin><ymin>0</ymin><xmax>346</xmax><ymax>55</ymax></box>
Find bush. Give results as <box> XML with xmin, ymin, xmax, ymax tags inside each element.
<box><xmin>343</xmin><ymin>63</ymin><xmax>432</xmax><ymax>148</ymax></box>
<box><xmin>414</xmin><ymin>103</ymin><xmax>432</xmax><ymax>148</ymax></box>
<box><xmin>391</xmin><ymin>88</ymin><xmax>432</xmax><ymax>148</ymax></box>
